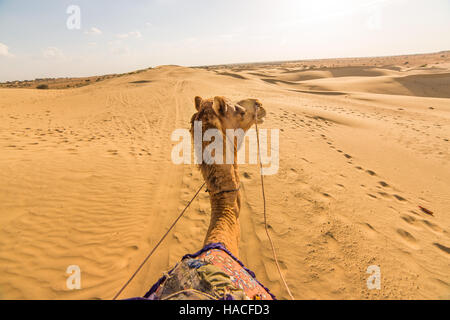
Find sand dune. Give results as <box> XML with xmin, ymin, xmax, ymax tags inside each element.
<box><xmin>281</xmin><ymin>72</ymin><xmax>450</xmax><ymax>98</ymax></box>
<box><xmin>0</xmin><ymin>53</ymin><xmax>449</xmax><ymax>300</ymax></box>
<box><xmin>242</xmin><ymin>63</ymin><xmax>450</xmax><ymax>99</ymax></box>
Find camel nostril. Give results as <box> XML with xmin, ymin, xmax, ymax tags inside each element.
<box><xmin>257</xmin><ymin>107</ymin><xmax>266</xmax><ymax>119</ymax></box>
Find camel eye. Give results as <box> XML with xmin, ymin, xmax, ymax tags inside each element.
<box><xmin>235</xmin><ymin>105</ymin><xmax>246</xmax><ymax>115</ymax></box>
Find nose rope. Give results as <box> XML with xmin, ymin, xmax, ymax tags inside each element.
<box><xmin>254</xmin><ymin>104</ymin><xmax>295</xmax><ymax>300</ymax></box>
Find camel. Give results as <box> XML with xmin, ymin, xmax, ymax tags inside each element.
<box><xmin>137</xmin><ymin>96</ymin><xmax>273</xmax><ymax>300</ymax></box>
<box><xmin>190</xmin><ymin>96</ymin><xmax>266</xmax><ymax>258</ymax></box>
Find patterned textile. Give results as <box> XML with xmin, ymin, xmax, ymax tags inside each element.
<box><xmin>139</xmin><ymin>243</ymin><xmax>275</xmax><ymax>300</ymax></box>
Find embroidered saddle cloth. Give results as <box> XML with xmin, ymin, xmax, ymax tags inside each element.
<box><xmin>140</xmin><ymin>243</ymin><xmax>275</xmax><ymax>300</ymax></box>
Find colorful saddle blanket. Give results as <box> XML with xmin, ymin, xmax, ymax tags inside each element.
<box><xmin>140</xmin><ymin>243</ymin><xmax>275</xmax><ymax>300</ymax></box>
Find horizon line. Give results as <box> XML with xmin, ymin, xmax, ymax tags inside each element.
<box><xmin>2</xmin><ymin>49</ymin><xmax>449</xmax><ymax>84</ymax></box>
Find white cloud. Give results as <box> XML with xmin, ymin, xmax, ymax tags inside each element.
<box><xmin>108</xmin><ymin>40</ymin><xmax>122</xmax><ymax>46</ymax></box>
<box><xmin>85</xmin><ymin>27</ymin><xmax>102</xmax><ymax>35</ymax></box>
<box><xmin>42</xmin><ymin>47</ymin><xmax>64</xmax><ymax>59</ymax></box>
<box><xmin>110</xmin><ymin>46</ymin><xmax>131</xmax><ymax>56</ymax></box>
<box><xmin>280</xmin><ymin>0</ymin><xmax>394</xmax><ymax>27</ymax></box>
<box><xmin>116</xmin><ymin>33</ymin><xmax>129</xmax><ymax>39</ymax></box>
<box><xmin>0</xmin><ymin>42</ymin><xmax>13</xmax><ymax>57</ymax></box>
<box><xmin>129</xmin><ymin>31</ymin><xmax>142</xmax><ymax>38</ymax></box>
<box><xmin>108</xmin><ymin>39</ymin><xmax>131</xmax><ymax>56</ymax></box>
<box><xmin>116</xmin><ymin>31</ymin><xmax>142</xmax><ymax>39</ymax></box>
<box><xmin>219</xmin><ymin>34</ymin><xmax>234</xmax><ymax>40</ymax></box>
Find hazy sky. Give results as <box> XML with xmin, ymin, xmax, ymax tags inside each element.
<box><xmin>0</xmin><ymin>0</ymin><xmax>449</xmax><ymax>81</ymax></box>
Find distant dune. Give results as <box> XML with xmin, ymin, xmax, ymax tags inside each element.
<box><xmin>0</xmin><ymin>51</ymin><xmax>449</xmax><ymax>300</ymax></box>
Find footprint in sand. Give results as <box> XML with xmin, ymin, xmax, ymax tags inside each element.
<box><xmin>360</xmin><ymin>222</ymin><xmax>378</xmax><ymax>239</ymax></box>
<box><xmin>433</xmin><ymin>243</ymin><xmax>450</xmax><ymax>255</ymax></box>
<box><xmin>242</xmin><ymin>172</ymin><xmax>252</xmax><ymax>179</ymax></box>
<box><xmin>363</xmin><ymin>223</ymin><xmax>376</xmax><ymax>231</ymax></box>
<box><xmin>377</xmin><ymin>191</ymin><xmax>391</xmax><ymax>199</ymax></box>
<box><xmin>409</xmin><ymin>209</ymin><xmax>421</xmax><ymax>216</ymax></box>
<box><xmin>393</xmin><ymin>194</ymin><xmax>407</xmax><ymax>202</ymax></box>
<box><xmin>402</xmin><ymin>214</ymin><xmax>444</xmax><ymax>234</ymax></box>
<box><xmin>397</xmin><ymin>228</ymin><xmax>417</xmax><ymax>246</ymax></box>
<box><xmin>401</xmin><ymin>215</ymin><xmax>416</xmax><ymax>225</ymax></box>
<box><xmin>421</xmin><ymin>220</ymin><xmax>443</xmax><ymax>233</ymax></box>
<box><xmin>107</xmin><ymin>149</ymin><xmax>119</xmax><ymax>155</ymax></box>
<box><xmin>366</xmin><ymin>170</ymin><xmax>376</xmax><ymax>176</ymax></box>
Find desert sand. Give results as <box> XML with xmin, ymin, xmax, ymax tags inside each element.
<box><xmin>0</xmin><ymin>51</ymin><xmax>449</xmax><ymax>300</ymax></box>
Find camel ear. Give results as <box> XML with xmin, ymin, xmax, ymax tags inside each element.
<box><xmin>194</xmin><ymin>96</ymin><xmax>203</xmax><ymax>111</ymax></box>
<box><xmin>212</xmin><ymin>96</ymin><xmax>227</xmax><ymax>116</ymax></box>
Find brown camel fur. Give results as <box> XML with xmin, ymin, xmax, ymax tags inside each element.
<box><xmin>190</xmin><ymin>96</ymin><xmax>266</xmax><ymax>258</ymax></box>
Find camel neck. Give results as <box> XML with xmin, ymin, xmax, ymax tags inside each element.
<box><xmin>200</xmin><ymin>141</ymin><xmax>242</xmax><ymax>257</ymax></box>
<box><xmin>204</xmin><ymin>192</ymin><xmax>241</xmax><ymax>258</ymax></box>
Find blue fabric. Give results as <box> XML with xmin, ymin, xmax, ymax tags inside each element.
<box><xmin>186</xmin><ymin>258</ymin><xmax>206</xmax><ymax>269</ymax></box>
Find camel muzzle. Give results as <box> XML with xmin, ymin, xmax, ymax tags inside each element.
<box><xmin>255</xmin><ymin>104</ymin><xmax>266</xmax><ymax>124</ymax></box>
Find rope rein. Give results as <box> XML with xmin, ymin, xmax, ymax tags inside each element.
<box><xmin>112</xmin><ymin>182</ymin><xmax>206</xmax><ymax>300</ymax></box>
<box><xmin>112</xmin><ymin>104</ymin><xmax>294</xmax><ymax>300</ymax></box>
<box><xmin>254</xmin><ymin>105</ymin><xmax>295</xmax><ymax>300</ymax></box>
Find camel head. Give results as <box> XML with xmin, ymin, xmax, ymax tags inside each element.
<box><xmin>189</xmin><ymin>96</ymin><xmax>266</xmax><ymax>257</ymax></box>
<box><xmin>191</xmin><ymin>96</ymin><xmax>266</xmax><ymax>135</ymax></box>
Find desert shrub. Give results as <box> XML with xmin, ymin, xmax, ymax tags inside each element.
<box><xmin>36</xmin><ymin>84</ymin><xmax>49</xmax><ymax>89</ymax></box>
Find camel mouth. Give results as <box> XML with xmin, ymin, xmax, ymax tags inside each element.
<box><xmin>256</xmin><ymin>107</ymin><xmax>266</xmax><ymax>124</ymax></box>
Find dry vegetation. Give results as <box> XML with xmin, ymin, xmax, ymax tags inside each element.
<box><xmin>0</xmin><ymin>68</ymin><xmax>152</xmax><ymax>90</ymax></box>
